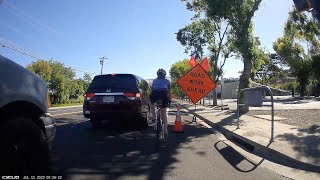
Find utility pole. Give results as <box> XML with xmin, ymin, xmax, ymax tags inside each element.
<box><xmin>99</xmin><ymin>56</ymin><xmax>108</xmax><ymax>75</ymax></box>
<box><xmin>219</xmin><ymin>61</ymin><xmax>226</xmax><ymax>110</ymax></box>
<box><xmin>221</xmin><ymin>73</ymin><xmax>224</xmax><ymax>110</ymax></box>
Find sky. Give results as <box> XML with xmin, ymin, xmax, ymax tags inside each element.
<box><xmin>0</xmin><ymin>0</ymin><xmax>294</xmax><ymax>79</ymax></box>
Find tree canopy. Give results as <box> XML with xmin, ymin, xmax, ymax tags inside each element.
<box><xmin>180</xmin><ymin>0</ymin><xmax>263</xmax><ymax>112</ymax></box>
<box><xmin>169</xmin><ymin>59</ymin><xmax>191</xmax><ymax>98</ymax></box>
<box><xmin>27</xmin><ymin>59</ymin><xmax>93</xmax><ymax>104</ymax></box>
<box><xmin>273</xmin><ymin>8</ymin><xmax>320</xmax><ymax>96</ymax></box>
<box><xmin>27</xmin><ymin>60</ymin><xmax>52</xmax><ymax>84</ymax></box>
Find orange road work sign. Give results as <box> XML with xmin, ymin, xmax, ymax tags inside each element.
<box><xmin>177</xmin><ymin>64</ymin><xmax>216</xmax><ymax>104</ymax></box>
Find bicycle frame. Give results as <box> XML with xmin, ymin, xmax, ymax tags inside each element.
<box><xmin>155</xmin><ymin>100</ymin><xmax>163</xmax><ymax>151</ymax></box>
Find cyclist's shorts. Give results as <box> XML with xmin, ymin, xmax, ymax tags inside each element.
<box><xmin>150</xmin><ymin>90</ymin><xmax>169</xmax><ymax>108</ymax></box>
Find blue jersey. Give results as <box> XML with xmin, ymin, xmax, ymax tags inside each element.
<box><xmin>151</xmin><ymin>78</ymin><xmax>170</xmax><ymax>91</ymax></box>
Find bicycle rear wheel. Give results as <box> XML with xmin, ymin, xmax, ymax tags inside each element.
<box><xmin>155</xmin><ymin>108</ymin><xmax>161</xmax><ymax>152</ymax></box>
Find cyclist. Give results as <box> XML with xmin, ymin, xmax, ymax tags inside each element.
<box><xmin>150</xmin><ymin>68</ymin><xmax>171</xmax><ymax>139</ymax></box>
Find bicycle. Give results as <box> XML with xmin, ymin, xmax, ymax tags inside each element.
<box><xmin>154</xmin><ymin>99</ymin><xmax>164</xmax><ymax>151</ymax></box>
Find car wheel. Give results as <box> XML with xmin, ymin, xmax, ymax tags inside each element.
<box><xmin>90</xmin><ymin>118</ymin><xmax>101</xmax><ymax>128</ymax></box>
<box><xmin>83</xmin><ymin>113</ymin><xmax>89</xmax><ymax>119</ymax></box>
<box><xmin>0</xmin><ymin>117</ymin><xmax>50</xmax><ymax>175</ymax></box>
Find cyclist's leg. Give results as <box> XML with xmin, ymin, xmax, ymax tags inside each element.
<box><xmin>160</xmin><ymin>91</ymin><xmax>169</xmax><ymax>137</ymax></box>
<box><xmin>149</xmin><ymin>91</ymin><xmax>158</xmax><ymax>121</ymax></box>
<box><xmin>160</xmin><ymin>107</ymin><xmax>168</xmax><ymax>136</ymax></box>
<box><xmin>150</xmin><ymin>102</ymin><xmax>156</xmax><ymax>122</ymax></box>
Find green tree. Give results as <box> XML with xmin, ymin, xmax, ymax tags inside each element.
<box><xmin>48</xmin><ymin>60</ymin><xmax>76</xmax><ymax>104</ymax></box>
<box><xmin>254</xmin><ymin>53</ymin><xmax>285</xmax><ymax>85</ymax></box>
<box><xmin>82</xmin><ymin>73</ymin><xmax>92</xmax><ymax>91</ymax></box>
<box><xmin>177</xmin><ymin>3</ymin><xmax>236</xmax><ymax>105</ymax></box>
<box><xmin>27</xmin><ymin>60</ymin><xmax>52</xmax><ymax>84</ymax></box>
<box><xmin>69</xmin><ymin>79</ymin><xmax>85</xmax><ymax>100</ymax></box>
<box><xmin>250</xmin><ymin>38</ymin><xmax>270</xmax><ymax>80</ymax></box>
<box><xmin>27</xmin><ymin>59</ymin><xmax>90</xmax><ymax>104</ymax></box>
<box><xmin>169</xmin><ymin>59</ymin><xmax>191</xmax><ymax>98</ymax></box>
<box><xmin>311</xmin><ymin>55</ymin><xmax>320</xmax><ymax>96</ymax></box>
<box><xmin>50</xmin><ymin>73</ymin><xmax>67</xmax><ymax>104</ymax></box>
<box><xmin>273</xmin><ymin>8</ymin><xmax>320</xmax><ymax>96</ymax></box>
<box><xmin>49</xmin><ymin>60</ymin><xmax>75</xmax><ymax>80</ymax></box>
<box><xmin>184</xmin><ymin>0</ymin><xmax>263</xmax><ymax>113</ymax></box>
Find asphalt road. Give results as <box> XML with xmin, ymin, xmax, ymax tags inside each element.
<box><xmin>48</xmin><ymin>104</ymin><xmax>287</xmax><ymax>180</ymax></box>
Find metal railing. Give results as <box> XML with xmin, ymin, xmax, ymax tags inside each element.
<box><xmin>237</xmin><ymin>85</ymin><xmax>275</xmax><ymax>142</ymax></box>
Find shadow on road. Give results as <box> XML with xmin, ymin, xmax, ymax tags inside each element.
<box><xmin>214</xmin><ymin>141</ymin><xmax>264</xmax><ymax>172</ymax></box>
<box><xmin>277</xmin><ymin>127</ymin><xmax>320</xmax><ymax>166</ymax></box>
<box><xmin>178</xmin><ymin>102</ymin><xmax>320</xmax><ymax>173</ymax></box>
<box><xmin>50</xmin><ymin>116</ymin><xmax>213</xmax><ymax>180</ymax></box>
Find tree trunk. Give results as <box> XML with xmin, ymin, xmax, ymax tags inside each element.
<box><xmin>238</xmin><ymin>52</ymin><xmax>252</xmax><ymax>114</ymax></box>
<box><xmin>299</xmin><ymin>80</ymin><xmax>307</xmax><ymax>97</ymax></box>
<box><xmin>316</xmin><ymin>83</ymin><xmax>320</xmax><ymax>97</ymax></box>
<box><xmin>236</xmin><ymin>0</ymin><xmax>262</xmax><ymax>114</ymax></box>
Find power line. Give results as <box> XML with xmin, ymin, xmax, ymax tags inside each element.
<box><xmin>1</xmin><ymin>0</ymin><xmax>59</xmax><ymax>36</ymax></box>
<box><xmin>0</xmin><ymin>3</ymin><xmax>94</xmax><ymax>76</ymax></box>
<box><xmin>0</xmin><ymin>36</ymin><xmax>45</xmax><ymax>59</ymax></box>
<box><xmin>0</xmin><ymin>39</ymin><xmax>96</xmax><ymax>75</ymax></box>
<box><xmin>0</xmin><ymin>1</ymin><xmax>93</xmax><ymax>75</ymax></box>
<box><xmin>4</xmin><ymin>23</ymin><xmax>49</xmax><ymax>47</ymax></box>
<box><xmin>0</xmin><ymin>1</ymin><xmax>60</xmax><ymax>51</ymax></box>
<box><xmin>1</xmin><ymin>2</ymin><xmax>39</xmax><ymax>30</ymax></box>
<box><xmin>0</xmin><ymin>42</ymin><xmax>41</xmax><ymax>59</ymax></box>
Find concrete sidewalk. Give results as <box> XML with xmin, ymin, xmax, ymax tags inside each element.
<box><xmin>175</xmin><ymin>99</ymin><xmax>320</xmax><ymax>179</ymax></box>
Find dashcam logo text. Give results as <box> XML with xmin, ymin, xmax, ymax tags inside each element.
<box><xmin>2</xmin><ymin>176</ymin><xmax>19</xmax><ymax>180</ymax></box>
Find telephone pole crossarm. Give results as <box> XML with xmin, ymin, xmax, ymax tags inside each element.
<box><xmin>99</xmin><ymin>56</ymin><xmax>108</xmax><ymax>75</ymax></box>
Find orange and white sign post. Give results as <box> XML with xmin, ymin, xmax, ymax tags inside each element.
<box><xmin>177</xmin><ymin>63</ymin><xmax>216</xmax><ymax>123</ymax></box>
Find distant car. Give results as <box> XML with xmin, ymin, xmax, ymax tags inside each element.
<box><xmin>83</xmin><ymin>74</ymin><xmax>151</xmax><ymax>129</ymax></box>
<box><xmin>0</xmin><ymin>55</ymin><xmax>56</xmax><ymax>175</ymax></box>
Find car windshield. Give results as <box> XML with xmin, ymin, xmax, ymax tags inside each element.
<box><xmin>2</xmin><ymin>0</ymin><xmax>320</xmax><ymax>179</ymax></box>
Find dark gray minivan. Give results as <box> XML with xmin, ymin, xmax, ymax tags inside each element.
<box><xmin>83</xmin><ymin>74</ymin><xmax>150</xmax><ymax>129</ymax></box>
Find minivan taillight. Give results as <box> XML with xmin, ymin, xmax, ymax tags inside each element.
<box><xmin>123</xmin><ymin>92</ymin><xmax>141</xmax><ymax>100</ymax></box>
<box><xmin>85</xmin><ymin>93</ymin><xmax>95</xmax><ymax>100</ymax></box>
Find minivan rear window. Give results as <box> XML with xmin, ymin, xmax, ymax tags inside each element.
<box><xmin>87</xmin><ymin>75</ymin><xmax>138</xmax><ymax>92</ymax></box>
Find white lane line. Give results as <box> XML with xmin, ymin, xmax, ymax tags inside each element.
<box><xmin>51</xmin><ymin>111</ymin><xmax>83</xmax><ymax>117</ymax></box>
<box><xmin>49</xmin><ymin>108</ymin><xmax>82</xmax><ymax>112</ymax></box>
<box><xmin>48</xmin><ymin>109</ymin><xmax>82</xmax><ymax>114</ymax></box>
<box><xmin>49</xmin><ymin>105</ymin><xmax>82</xmax><ymax>110</ymax></box>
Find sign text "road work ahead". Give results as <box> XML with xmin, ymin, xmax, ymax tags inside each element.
<box><xmin>177</xmin><ymin>64</ymin><xmax>216</xmax><ymax>104</ymax></box>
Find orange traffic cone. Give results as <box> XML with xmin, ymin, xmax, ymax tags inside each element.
<box><xmin>173</xmin><ymin>106</ymin><xmax>184</xmax><ymax>133</ymax></box>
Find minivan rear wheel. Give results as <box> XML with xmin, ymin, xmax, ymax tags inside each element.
<box><xmin>90</xmin><ymin>118</ymin><xmax>101</xmax><ymax>128</ymax></box>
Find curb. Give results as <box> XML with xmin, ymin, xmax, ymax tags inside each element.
<box><xmin>175</xmin><ymin>101</ymin><xmax>320</xmax><ymax>173</ymax></box>
<box><xmin>49</xmin><ymin>105</ymin><xmax>82</xmax><ymax>110</ymax></box>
